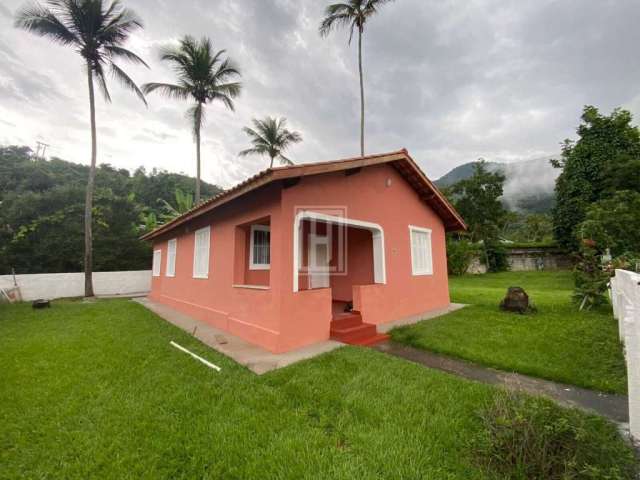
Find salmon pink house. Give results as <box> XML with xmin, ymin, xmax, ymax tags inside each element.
<box><xmin>142</xmin><ymin>150</ymin><xmax>465</xmax><ymax>353</ymax></box>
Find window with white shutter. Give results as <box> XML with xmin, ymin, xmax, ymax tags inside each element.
<box><xmin>193</xmin><ymin>227</ymin><xmax>210</xmax><ymax>278</ymax></box>
<box><xmin>409</xmin><ymin>226</ymin><xmax>433</xmax><ymax>275</ymax></box>
<box><xmin>166</xmin><ymin>238</ymin><xmax>177</xmax><ymax>277</ymax></box>
<box><xmin>249</xmin><ymin>224</ymin><xmax>270</xmax><ymax>270</ymax></box>
<box><xmin>152</xmin><ymin>249</ymin><xmax>162</xmax><ymax>277</ymax></box>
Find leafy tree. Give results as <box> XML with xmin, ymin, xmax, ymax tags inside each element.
<box><xmin>446</xmin><ymin>161</ymin><xmax>508</xmax><ymax>272</ymax></box>
<box><xmin>0</xmin><ymin>186</ymin><xmax>150</xmax><ymax>274</ymax></box>
<box><xmin>143</xmin><ymin>36</ymin><xmax>241</xmax><ymax>204</ymax></box>
<box><xmin>15</xmin><ymin>0</ymin><xmax>148</xmax><ymax>297</ymax></box>
<box><xmin>239</xmin><ymin>116</ymin><xmax>302</xmax><ymax>168</ymax></box>
<box><xmin>319</xmin><ymin>0</ymin><xmax>394</xmax><ymax>156</ymax></box>
<box><xmin>578</xmin><ymin>190</ymin><xmax>640</xmax><ymax>257</ymax></box>
<box><xmin>0</xmin><ymin>146</ymin><xmax>222</xmax><ymax>275</ymax></box>
<box><xmin>448</xmin><ymin>161</ymin><xmax>507</xmax><ymax>243</ymax></box>
<box><xmin>501</xmin><ymin>212</ymin><xmax>554</xmax><ymax>244</ymax></box>
<box><xmin>483</xmin><ymin>239</ymin><xmax>510</xmax><ymax>273</ymax></box>
<box><xmin>551</xmin><ymin>106</ymin><xmax>640</xmax><ymax>251</ymax></box>
<box><xmin>446</xmin><ymin>237</ymin><xmax>479</xmax><ymax>276</ymax></box>
<box><xmin>159</xmin><ymin>188</ymin><xmax>194</xmax><ymax>222</ymax></box>
<box><xmin>573</xmin><ymin>246</ymin><xmax>610</xmax><ymax>310</ymax></box>
<box><xmin>130</xmin><ymin>166</ymin><xmax>221</xmax><ymax>213</ymax></box>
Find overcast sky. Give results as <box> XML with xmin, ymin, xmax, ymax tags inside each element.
<box><xmin>1</xmin><ymin>0</ymin><xmax>640</xmax><ymax>187</ymax></box>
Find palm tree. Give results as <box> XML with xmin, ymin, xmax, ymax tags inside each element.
<box><xmin>142</xmin><ymin>36</ymin><xmax>241</xmax><ymax>204</ymax></box>
<box><xmin>159</xmin><ymin>188</ymin><xmax>194</xmax><ymax>222</ymax></box>
<box><xmin>15</xmin><ymin>0</ymin><xmax>148</xmax><ymax>297</ymax></box>
<box><xmin>239</xmin><ymin>117</ymin><xmax>302</xmax><ymax>168</ymax></box>
<box><xmin>319</xmin><ymin>0</ymin><xmax>394</xmax><ymax>157</ymax></box>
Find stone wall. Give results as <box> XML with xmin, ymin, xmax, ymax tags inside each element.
<box><xmin>467</xmin><ymin>247</ymin><xmax>572</xmax><ymax>274</ymax></box>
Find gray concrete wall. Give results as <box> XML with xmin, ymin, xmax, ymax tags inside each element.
<box><xmin>467</xmin><ymin>248</ymin><xmax>572</xmax><ymax>274</ymax></box>
<box><xmin>506</xmin><ymin>248</ymin><xmax>573</xmax><ymax>271</ymax></box>
<box><xmin>0</xmin><ymin>271</ymin><xmax>151</xmax><ymax>301</ymax></box>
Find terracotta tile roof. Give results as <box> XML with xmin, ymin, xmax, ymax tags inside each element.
<box><xmin>141</xmin><ymin>149</ymin><xmax>466</xmax><ymax>240</ymax></box>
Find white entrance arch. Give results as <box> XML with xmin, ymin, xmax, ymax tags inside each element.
<box><xmin>292</xmin><ymin>210</ymin><xmax>386</xmax><ymax>292</ymax></box>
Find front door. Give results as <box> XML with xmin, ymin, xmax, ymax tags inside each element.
<box><xmin>308</xmin><ymin>234</ymin><xmax>330</xmax><ymax>289</ymax></box>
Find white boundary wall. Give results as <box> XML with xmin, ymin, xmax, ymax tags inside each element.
<box><xmin>0</xmin><ymin>271</ymin><xmax>151</xmax><ymax>301</ymax></box>
<box><xmin>611</xmin><ymin>269</ymin><xmax>640</xmax><ymax>439</ymax></box>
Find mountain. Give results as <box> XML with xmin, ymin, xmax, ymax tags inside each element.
<box><xmin>435</xmin><ymin>161</ymin><xmax>503</xmax><ymax>188</ymax></box>
<box><xmin>435</xmin><ymin>157</ymin><xmax>559</xmax><ymax>213</ymax></box>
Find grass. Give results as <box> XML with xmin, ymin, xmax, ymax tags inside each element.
<box><xmin>0</xmin><ymin>298</ymin><xmax>632</xmax><ymax>479</ymax></box>
<box><xmin>391</xmin><ymin>271</ymin><xmax>627</xmax><ymax>394</ymax></box>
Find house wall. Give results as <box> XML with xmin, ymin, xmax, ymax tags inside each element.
<box><xmin>277</xmin><ymin>163</ymin><xmax>450</xmax><ymax>349</ymax></box>
<box><xmin>149</xmin><ymin>162</ymin><xmax>451</xmax><ymax>353</ymax></box>
<box><xmin>149</xmin><ymin>183</ymin><xmax>284</xmax><ymax>352</ymax></box>
<box><xmin>329</xmin><ymin>226</ymin><xmax>374</xmax><ymax>302</ymax></box>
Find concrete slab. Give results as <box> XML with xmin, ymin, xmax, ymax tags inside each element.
<box><xmin>377</xmin><ymin>303</ymin><xmax>466</xmax><ymax>333</ymax></box>
<box><xmin>375</xmin><ymin>341</ymin><xmax>629</xmax><ymax>424</ymax></box>
<box><xmin>133</xmin><ymin>297</ymin><xmax>343</xmax><ymax>374</ymax></box>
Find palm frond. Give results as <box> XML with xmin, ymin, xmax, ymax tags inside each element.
<box><xmin>319</xmin><ymin>0</ymin><xmax>394</xmax><ymax>40</ymax></box>
<box><xmin>319</xmin><ymin>12</ymin><xmax>354</xmax><ymax>37</ymax></box>
<box><xmin>94</xmin><ymin>63</ymin><xmax>112</xmax><ymax>102</ymax></box>
<box><xmin>186</xmin><ymin>102</ymin><xmax>205</xmax><ymax>139</ymax></box>
<box><xmin>104</xmin><ymin>45</ymin><xmax>149</xmax><ymax>68</ymax></box>
<box><xmin>141</xmin><ymin>82</ymin><xmax>190</xmax><ymax>100</ymax></box>
<box><xmin>16</xmin><ymin>0</ymin><xmax>147</xmax><ymax>108</ymax></box>
<box><xmin>278</xmin><ymin>155</ymin><xmax>295</xmax><ymax>166</ymax></box>
<box><xmin>110</xmin><ymin>62</ymin><xmax>147</xmax><ymax>106</ymax></box>
<box><xmin>14</xmin><ymin>3</ymin><xmax>78</xmax><ymax>46</ymax></box>
<box><xmin>238</xmin><ymin>146</ymin><xmax>265</xmax><ymax>157</ymax></box>
<box><xmin>99</xmin><ymin>5</ymin><xmax>143</xmax><ymax>44</ymax></box>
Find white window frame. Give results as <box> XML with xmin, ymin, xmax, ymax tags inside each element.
<box><xmin>165</xmin><ymin>238</ymin><xmax>177</xmax><ymax>277</ymax></box>
<box><xmin>249</xmin><ymin>224</ymin><xmax>271</xmax><ymax>270</ymax></box>
<box><xmin>152</xmin><ymin>249</ymin><xmax>162</xmax><ymax>277</ymax></box>
<box><xmin>409</xmin><ymin>225</ymin><xmax>433</xmax><ymax>276</ymax></box>
<box><xmin>192</xmin><ymin>226</ymin><xmax>211</xmax><ymax>279</ymax></box>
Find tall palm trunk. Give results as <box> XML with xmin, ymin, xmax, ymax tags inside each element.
<box><xmin>195</xmin><ymin>104</ymin><xmax>201</xmax><ymax>204</ymax></box>
<box><xmin>270</xmin><ymin>154</ymin><xmax>275</xmax><ymax>168</ymax></box>
<box><xmin>84</xmin><ymin>64</ymin><xmax>97</xmax><ymax>297</ymax></box>
<box><xmin>358</xmin><ymin>26</ymin><xmax>365</xmax><ymax>157</ymax></box>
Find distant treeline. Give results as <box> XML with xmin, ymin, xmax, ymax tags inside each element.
<box><xmin>0</xmin><ymin>146</ymin><xmax>222</xmax><ymax>274</ymax></box>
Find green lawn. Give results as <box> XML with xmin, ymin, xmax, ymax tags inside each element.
<box><xmin>391</xmin><ymin>271</ymin><xmax>627</xmax><ymax>394</ymax></box>
<box><xmin>0</xmin><ymin>299</ymin><xmax>632</xmax><ymax>479</ymax></box>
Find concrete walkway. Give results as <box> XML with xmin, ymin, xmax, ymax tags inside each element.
<box><xmin>375</xmin><ymin>341</ymin><xmax>629</xmax><ymax>424</ymax></box>
<box><xmin>133</xmin><ymin>297</ymin><xmax>343</xmax><ymax>374</ymax></box>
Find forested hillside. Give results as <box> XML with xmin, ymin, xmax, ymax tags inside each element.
<box><xmin>0</xmin><ymin>146</ymin><xmax>222</xmax><ymax>274</ymax></box>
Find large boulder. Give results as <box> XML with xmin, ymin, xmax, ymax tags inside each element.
<box><xmin>499</xmin><ymin>287</ymin><xmax>531</xmax><ymax>314</ymax></box>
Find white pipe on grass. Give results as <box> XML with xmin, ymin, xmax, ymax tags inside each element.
<box><xmin>170</xmin><ymin>341</ymin><xmax>221</xmax><ymax>371</ymax></box>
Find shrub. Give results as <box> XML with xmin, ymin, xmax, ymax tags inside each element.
<box><xmin>573</xmin><ymin>246</ymin><xmax>610</xmax><ymax>310</ymax></box>
<box><xmin>483</xmin><ymin>239</ymin><xmax>510</xmax><ymax>272</ymax></box>
<box><xmin>446</xmin><ymin>237</ymin><xmax>479</xmax><ymax>275</ymax></box>
<box><xmin>472</xmin><ymin>390</ymin><xmax>637</xmax><ymax>480</ymax></box>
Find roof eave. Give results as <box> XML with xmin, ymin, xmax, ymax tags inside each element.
<box><xmin>139</xmin><ymin>149</ymin><xmax>467</xmax><ymax>240</ymax></box>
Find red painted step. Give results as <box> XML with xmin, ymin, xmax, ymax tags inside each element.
<box><xmin>331</xmin><ymin>312</ymin><xmax>363</xmax><ymax>330</ymax></box>
<box><xmin>350</xmin><ymin>333</ymin><xmax>390</xmax><ymax>346</ymax></box>
<box><xmin>330</xmin><ymin>311</ymin><xmax>389</xmax><ymax>347</ymax></box>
